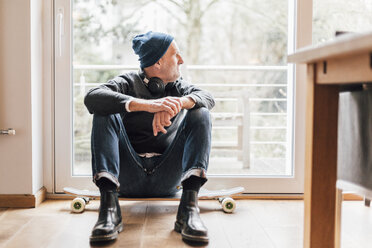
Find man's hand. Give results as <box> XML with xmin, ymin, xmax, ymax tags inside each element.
<box><xmin>129</xmin><ymin>97</ymin><xmax>182</xmax><ymax>116</ymax></box>
<box><xmin>152</xmin><ymin>111</ymin><xmax>172</xmax><ymax>136</ymax></box>
<box><xmin>148</xmin><ymin>97</ymin><xmax>182</xmax><ymax>115</ymax></box>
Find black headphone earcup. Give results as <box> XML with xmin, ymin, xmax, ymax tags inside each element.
<box><xmin>148</xmin><ymin>77</ymin><xmax>165</xmax><ymax>95</ymax></box>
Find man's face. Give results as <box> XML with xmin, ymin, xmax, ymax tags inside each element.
<box><xmin>159</xmin><ymin>41</ymin><xmax>184</xmax><ymax>83</ymax></box>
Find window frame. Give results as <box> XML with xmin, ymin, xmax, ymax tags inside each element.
<box><xmin>50</xmin><ymin>0</ymin><xmax>312</xmax><ymax>193</ymax></box>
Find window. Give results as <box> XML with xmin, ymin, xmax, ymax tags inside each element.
<box><xmin>313</xmin><ymin>0</ymin><xmax>372</xmax><ymax>44</ymax></box>
<box><xmin>54</xmin><ymin>0</ymin><xmax>302</xmax><ymax>192</ymax></box>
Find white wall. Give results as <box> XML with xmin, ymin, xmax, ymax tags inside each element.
<box><xmin>0</xmin><ymin>0</ymin><xmax>44</xmax><ymax>195</ymax></box>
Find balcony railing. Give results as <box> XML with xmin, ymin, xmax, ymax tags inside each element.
<box><xmin>73</xmin><ymin>64</ymin><xmax>290</xmax><ymax>169</ymax></box>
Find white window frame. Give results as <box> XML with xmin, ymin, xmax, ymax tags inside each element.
<box><xmin>51</xmin><ymin>0</ymin><xmax>312</xmax><ymax>193</ymax></box>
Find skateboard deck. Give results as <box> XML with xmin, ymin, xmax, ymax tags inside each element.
<box><xmin>63</xmin><ymin>186</ymin><xmax>244</xmax><ymax>213</ymax></box>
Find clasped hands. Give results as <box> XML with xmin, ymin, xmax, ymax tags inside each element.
<box><xmin>148</xmin><ymin>97</ymin><xmax>183</xmax><ymax>136</ymax></box>
<box><xmin>128</xmin><ymin>96</ymin><xmax>194</xmax><ymax>136</ymax></box>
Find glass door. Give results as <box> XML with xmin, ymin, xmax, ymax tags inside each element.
<box><xmin>54</xmin><ymin>0</ymin><xmax>302</xmax><ymax>193</ymax></box>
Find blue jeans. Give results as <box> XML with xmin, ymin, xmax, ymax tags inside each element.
<box><xmin>90</xmin><ymin>108</ymin><xmax>212</xmax><ymax>197</ymax></box>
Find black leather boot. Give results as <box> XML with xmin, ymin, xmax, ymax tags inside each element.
<box><xmin>174</xmin><ymin>190</ymin><xmax>209</xmax><ymax>243</ymax></box>
<box><xmin>90</xmin><ymin>189</ymin><xmax>123</xmax><ymax>242</ymax></box>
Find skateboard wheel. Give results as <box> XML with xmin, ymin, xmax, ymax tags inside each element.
<box><xmin>71</xmin><ymin>197</ymin><xmax>86</xmax><ymax>213</ymax></box>
<box><xmin>221</xmin><ymin>197</ymin><xmax>236</xmax><ymax>213</ymax></box>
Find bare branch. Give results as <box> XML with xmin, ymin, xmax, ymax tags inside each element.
<box><xmin>121</xmin><ymin>0</ymin><xmax>153</xmax><ymax>20</ymax></box>
<box><xmin>200</xmin><ymin>0</ymin><xmax>220</xmax><ymax>18</ymax></box>
<box><xmin>153</xmin><ymin>0</ymin><xmax>186</xmax><ymax>26</ymax></box>
<box><xmin>221</xmin><ymin>0</ymin><xmax>288</xmax><ymax>34</ymax></box>
<box><xmin>165</xmin><ymin>0</ymin><xmax>184</xmax><ymax>10</ymax></box>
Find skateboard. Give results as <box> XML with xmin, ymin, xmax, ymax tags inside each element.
<box><xmin>63</xmin><ymin>186</ymin><xmax>244</xmax><ymax>214</ymax></box>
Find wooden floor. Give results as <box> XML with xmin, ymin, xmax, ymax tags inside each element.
<box><xmin>0</xmin><ymin>199</ymin><xmax>371</xmax><ymax>248</ymax></box>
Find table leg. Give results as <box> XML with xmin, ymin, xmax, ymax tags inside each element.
<box><xmin>304</xmin><ymin>64</ymin><xmax>340</xmax><ymax>248</ymax></box>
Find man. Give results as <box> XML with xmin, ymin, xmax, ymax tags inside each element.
<box><xmin>84</xmin><ymin>31</ymin><xmax>215</xmax><ymax>243</ymax></box>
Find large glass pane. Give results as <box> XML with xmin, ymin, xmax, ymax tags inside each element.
<box><xmin>72</xmin><ymin>0</ymin><xmax>291</xmax><ymax>176</ymax></box>
<box><xmin>313</xmin><ymin>0</ymin><xmax>372</xmax><ymax>44</ymax></box>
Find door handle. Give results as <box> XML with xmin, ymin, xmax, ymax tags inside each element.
<box><xmin>0</xmin><ymin>128</ymin><xmax>16</xmax><ymax>135</ymax></box>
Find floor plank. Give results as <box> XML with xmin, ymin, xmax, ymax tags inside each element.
<box><xmin>1</xmin><ymin>199</ymin><xmax>372</xmax><ymax>248</ymax></box>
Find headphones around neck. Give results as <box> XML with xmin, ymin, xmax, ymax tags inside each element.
<box><xmin>143</xmin><ymin>76</ymin><xmax>165</xmax><ymax>96</ymax></box>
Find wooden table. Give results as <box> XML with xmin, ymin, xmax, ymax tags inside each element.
<box><xmin>288</xmin><ymin>31</ymin><xmax>372</xmax><ymax>248</ymax></box>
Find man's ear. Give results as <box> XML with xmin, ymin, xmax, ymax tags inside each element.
<box><xmin>154</xmin><ymin>60</ymin><xmax>162</xmax><ymax>70</ymax></box>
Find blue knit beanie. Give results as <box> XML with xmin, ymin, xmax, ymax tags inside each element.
<box><xmin>132</xmin><ymin>31</ymin><xmax>174</xmax><ymax>69</ymax></box>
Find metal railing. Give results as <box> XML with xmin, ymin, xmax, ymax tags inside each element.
<box><xmin>73</xmin><ymin>64</ymin><xmax>287</xmax><ymax>71</ymax></box>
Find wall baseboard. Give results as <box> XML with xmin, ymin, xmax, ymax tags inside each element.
<box><xmin>0</xmin><ymin>187</ymin><xmax>46</xmax><ymax>208</ymax></box>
